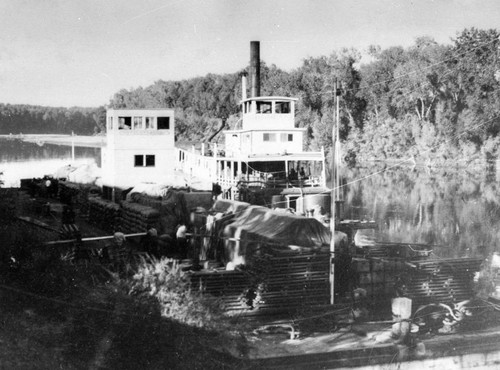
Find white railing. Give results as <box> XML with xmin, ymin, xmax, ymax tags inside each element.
<box><xmin>175</xmin><ymin>147</ymin><xmax>218</xmax><ymax>186</ymax></box>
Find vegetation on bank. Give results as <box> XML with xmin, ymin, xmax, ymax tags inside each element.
<box><xmin>0</xmin><ymin>104</ymin><xmax>106</xmax><ymax>135</ymax></box>
<box><xmin>1</xmin><ymin>28</ymin><xmax>499</xmax><ymax>166</ymax></box>
<box><xmin>0</xmin><ymin>191</ymin><xmax>247</xmax><ymax>369</ymax></box>
<box><xmin>109</xmin><ymin>28</ymin><xmax>500</xmax><ymax>167</ymax></box>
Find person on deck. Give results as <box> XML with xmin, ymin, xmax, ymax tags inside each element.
<box><xmin>299</xmin><ymin>167</ymin><xmax>306</xmax><ymax>179</ymax></box>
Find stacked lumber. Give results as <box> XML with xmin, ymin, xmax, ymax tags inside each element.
<box><xmin>87</xmin><ymin>197</ymin><xmax>120</xmax><ymax>232</ymax></box>
<box><xmin>247</xmin><ymin>249</ymin><xmax>331</xmax><ymax>314</ymax></box>
<box><xmin>352</xmin><ymin>257</ymin><xmax>406</xmax><ymax>300</ymax></box>
<box><xmin>358</xmin><ymin>242</ymin><xmax>432</xmax><ymax>259</ymax></box>
<box><xmin>119</xmin><ymin>201</ymin><xmax>160</xmax><ymax>234</ymax></box>
<box><xmin>403</xmin><ymin>258</ymin><xmax>483</xmax><ymax>307</ymax></box>
<box><xmin>189</xmin><ymin>270</ymin><xmax>252</xmax><ymax>314</ymax></box>
<box><xmin>189</xmin><ymin>249</ymin><xmax>331</xmax><ymax>316</ymax></box>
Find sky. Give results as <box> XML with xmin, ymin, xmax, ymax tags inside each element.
<box><xmin>0</xmin><ymin>0</ymin><xmax>499</xmax><ymax>108</ymax></box>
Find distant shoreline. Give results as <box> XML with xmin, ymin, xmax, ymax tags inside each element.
<box><xmin>0</xmin><ymin>134</ymin><xmax>105</xmax><ymax>148</ymax></box>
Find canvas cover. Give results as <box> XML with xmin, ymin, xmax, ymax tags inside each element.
<box><xmin>210</xmin><ymin>199</ymin><xmax>250</xmax><ymax>215</ymax></box>
<box><xmin>222</xmin><ymin>205</ymin><xmax>332</xmax><ymax>265</ymax></box>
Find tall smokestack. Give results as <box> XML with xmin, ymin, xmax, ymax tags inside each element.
<box><xmin>250</xmin><ymin>41</ymin><xmax>260</xmax><ymax>98</ymax></box>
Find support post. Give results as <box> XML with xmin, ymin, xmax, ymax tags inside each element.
<box><xmin>330</xmin><ymin>80</ymin><xmax>342</xmax><ymax>304</ymax></box>
<box><xmin>285</xmin><ymin>160</ymin><xmax>289</xmax><ymax>187</ymax></box>
<box><xmin>71</xmin><ymin>131</ymin><xmax>75</xmax><ymax>164</ymax></box>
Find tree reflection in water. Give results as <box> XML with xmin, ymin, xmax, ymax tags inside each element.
<box><xmin>343</xmin><ymin>164</ymin><xmax>500</xmax><ymax>259</ymax></box>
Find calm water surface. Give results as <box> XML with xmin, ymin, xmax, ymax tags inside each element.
<box><xmin>1</xmin><ymin>139</ymin><xmax>497</xmax><ymax>259</ymax></box>
<box><xmin>343</xmin><ymin>164</ymin><xmax>500</xmax><ymax>259</ymax></box>
<box><xmin>0</xmin><ymin>139</ymin><xmax>100</xmax><ymax>187</ymax></box>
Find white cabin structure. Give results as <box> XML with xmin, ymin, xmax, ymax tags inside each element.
<box><xmin>225</xmin><ymin>96</ymin><xmax>304</xmax><ymax>156</ymax></box>
<box><xmin>175</xmin><ymin>41</ymin><xmax>326</xmax><ymax>199</ymax></box>
<box><xmin>175</xmin><ymin>94</ymin><xmax>326</xmax><ymax>199</ymax></box>
<box><xmin>101</xmin><ymin>108</ymin><xmax>175</xmax><ymax>189</ymax></box>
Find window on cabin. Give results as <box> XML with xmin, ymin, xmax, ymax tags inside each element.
<box><xmin>280</xmin><ymin>133</ymin><xmax>293</xmax><ymax>142</ymax></box>
<box><xmin>118</xmin><ymin>117</ymin><xmax>131</xmax><ymax>130</ymax></box>
<box><xmin>275</xmin><ymin>101</ymin><xmax>290</xmax><ymax>114</ymax></box>
<box><xmin>133</xmin><ymin>117</ymin><xmax>143</xmax><ymax>130</ymax></box>
<box><xmin>256</xmin><ymin>101</ymin><xmax>272</xmax><ymax>114</ymax></box>
<box><xmin>157</xmin><ymin>117</ymin><xmax>170</xmax><ymax>130</ymax></box>
<box><xmin>145</xmin><ymin>117</ymin><xmax>155</xmax><ymax>129</ymax></box>
<box><xmin>263</xmin><ymin>133</ymin><xmax>276</xmax><ymax>142</ymax></box>
<box><xmin>145</xmin><ymin>155</ymin><xmax>155</xmax><ymax>167</ymax></box>
<box><xmin>134</xmin><ymin>155</ymin><xmax>144</xmax><ymax>167</ymax></box>
<box><xmin>134</xmin><ymin>154</ymin><xmax>155</xmax><ymax>167</ymax></box>
<box><xmin>108</xmin><ymin>116</ymin><xmax>113</xmax><ymax>130</ymax></box>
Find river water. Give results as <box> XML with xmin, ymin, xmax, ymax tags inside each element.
<box><xmin>342</xmin><ymin>164</ymin><xmax>500</xmax><ymax>259</ymax></box>
<box><xmin>1</xmin><ymin>138</ymin><xmax>497</xmax><ymax>259</ymax></box>
<box><xmin>0</xmin><ymin>139</ymin><xmax>100</xmax><ymax>187</ymax></box>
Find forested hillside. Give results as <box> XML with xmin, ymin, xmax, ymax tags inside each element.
<box><xmin>2</xmin><ymin>28</ymin><xmax>499</xmax><ymax>166</ymax></box>
<box><xmin>109</xmin><ymin>28</ymin><xmax>500</xmax><ymax>166</ymax></box>
<box><xmin>0</xmin><ymin>104</ymin><xmax>106</xmax><ymax>135</ymax></box>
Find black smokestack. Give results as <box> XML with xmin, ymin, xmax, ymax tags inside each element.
<box><xmin>250</xmin><ymin>41</ymin><xmax>260</xmax><ymax>98</ymax></box>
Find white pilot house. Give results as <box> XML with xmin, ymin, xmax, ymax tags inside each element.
<box><xmin>101</xmin><ymin>109</ymin><xmax>175</xmax><ymax>190</ymax></box>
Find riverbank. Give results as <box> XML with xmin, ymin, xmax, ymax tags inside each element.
<box><xmin>0</xmin><ymin>134</ymin><xmax>105</xmax><ymax>148</ymax></box>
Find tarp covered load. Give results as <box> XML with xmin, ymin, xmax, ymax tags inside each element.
<box><xmin>223</xmin><ymin>206</ymin><xmax>331</xmax><ymax>265</ymax></box>
<box><xmin>126</xmin><ymin>183</ymin><xmax>173</xmax><ymax>200</ymax></box>
<box><xmin>202</xmin><ymin>200</ymin><xmax>251</xmax><ymax>262</ymax></box>
<box><xmin>210</xmin><ymin>199</ymin><xmax>250</xmax><ymax>215</ymax></box>
<box><xmin>67</xmin><ymin>163</ymin><xmax>101</xmax><ymax>185</ymax></box>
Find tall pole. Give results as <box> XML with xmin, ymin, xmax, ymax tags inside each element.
<box><xmin>330</xmin><ymin>80</ymin><xmax>340</xmax><ymax>304</ymax></box>
<box><xmin>71</xmin><ymin>131</ymin><xmax>75</xmax><ymax>164</ymax></box>
<box><xmin>335</xmin><ymin>82</ymin><xmax>342</xmax><ymax>214</ymax></box>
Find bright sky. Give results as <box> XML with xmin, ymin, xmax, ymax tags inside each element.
<box><xmin>1</xmin><ymin>0</ymin><xmax>499</xmax><ymax>108</ymax></box>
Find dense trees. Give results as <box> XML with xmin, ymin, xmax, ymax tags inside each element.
<box><xmin>0</xmin><ymin>104</ymin><xmax>105</xmax><ymax>135</ymax></box>
<box><xmin>107</xmin><ymin>28</ymin><xmax>499</xmax><ymax>167</ymax></box>
<box><xmin>2</xmin><ymin>28</ymin><xmax>498</xmax><ymax>167</ymax></box>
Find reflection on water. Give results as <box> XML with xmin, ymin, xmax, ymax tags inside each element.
<box><xmin>1</xmin><ymin>139</ymin><xmax>498</xmax><ymax>259</ymax></box>
<box><xmin>0</xmin><ymin>139</ymin><xmax>101</xmax><ymax>187</ymax></box>
<box><xmin>343</xmin><ymin>164</ymin><xmax>500</xmax><ymax>259</ymax></box>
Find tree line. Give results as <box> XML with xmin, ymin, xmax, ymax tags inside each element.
<box><xmin>0</xmin><ymin>104</ymin><xmax>106</xmax><ymax>135</ymax></box>
<box><xmin>109</xmin><ymin>28</ymin><xmax>500</xmax><ymax>166</ymax></box>
<box><xmin>2</xmin><ymin>28</ymin><xmax>498</xmax><ymax>166</ymax></box>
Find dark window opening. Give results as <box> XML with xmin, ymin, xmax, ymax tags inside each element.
<box><xmin>118</xmin><ymin>116</ymin><xmax>132</xmax><ymax>130</ymax></box>
<box><xmin>134</xmin><ymin>154</ymin><xmax>156</xmax><ymax>167</ymax></box>
<box><xmin>157</xmin><ymin>117</ymin><xmax>170</xmax><ymax>130</ymax></box>
<box><xmin>275</xmin><ymin>102</ymin><xmax>290</xmax><ymax>114</ymax></box>
<box><xmin>288</xmin><ymin>134</ymin><xmax>293</xmax><ymax>141</ymax></box>
<box><xmin>134</xmin><ymin>155</ymin><xmax>144</xmax><ymax>167</ymax></box>
<box><xmin>145</xmin><ymin>155</ymin><xmax>155</xmax><ymax>167</ymax></box>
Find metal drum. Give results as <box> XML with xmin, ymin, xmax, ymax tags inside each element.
<box><xmin>302</xmin><ymin>193</ymin><xmax>331</xmax><ymax>216</ymax></box>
